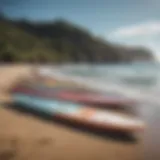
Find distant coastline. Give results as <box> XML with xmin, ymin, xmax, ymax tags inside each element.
<box><xmin>0</xmin><ymin>13</ymin><xmax>154</xmax><ymax>63</ymax></box>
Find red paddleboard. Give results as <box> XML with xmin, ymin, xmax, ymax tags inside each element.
<box><xmin>12</xmin><ymin>86</ymin><xmax>136</xmax><ymax>107</ymax></box>
<box><xmin>57</xmin><ymin>91</ymin><xmax>136</xmax><ymax>106</ymax></box>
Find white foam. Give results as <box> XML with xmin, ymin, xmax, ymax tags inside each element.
<box><xmin>37</xmin><ymin>66</ymin><xmax>160</xmax><ymax>106</ymax></box>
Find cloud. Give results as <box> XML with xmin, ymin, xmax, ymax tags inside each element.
<box><xmin>107</xmin><ymin>21</ymin><xmax>160</xmax><ymax>61</ymax></box>
<box><xmin>144</xmin><ymin>42</ymin><xmax>160</xmax><ymax>60</ymax></box>
<box><xmin>110</xmin><ymin>21</ymin><xmax>160</xmax><ymax>38</ymax></box>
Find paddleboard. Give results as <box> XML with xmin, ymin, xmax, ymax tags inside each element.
<box><xmin>12</xmin><ymin>86</ymin><xmax>136</xmax><ymax>106</ymax></box>
<box><xmin>12</xmin><ymin>93</ymin><xmax>145</xmax><ymax>133</ymax></box>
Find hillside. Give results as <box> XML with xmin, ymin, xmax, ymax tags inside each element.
<box><xmin>0</xmin><ymin>14</ymin><xmax>154</xmax><ymax>63</ymax></box>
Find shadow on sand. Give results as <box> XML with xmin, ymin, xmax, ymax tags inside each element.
<box><xmin>2</xmin><ymin>102</ymin><xmax>138</xmax><ymax>143</ymax></box>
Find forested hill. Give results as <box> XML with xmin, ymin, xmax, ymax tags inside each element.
<box><xmin>0</xmin><ymin>14</ymin><xmax>154</xmax><ymax>63</ymax></box>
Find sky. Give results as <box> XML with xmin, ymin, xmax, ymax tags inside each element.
<box><xmin>1</xmin><ymin>0</ymin><xmax>160</xmax><ymax>60</ymax></box>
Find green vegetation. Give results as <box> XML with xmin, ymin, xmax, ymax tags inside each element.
<box><xmin>0</xmin><ymin>15</ymin><xmax>154</xmax><ymax>63</ymax></box>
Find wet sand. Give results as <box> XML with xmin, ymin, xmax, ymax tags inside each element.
<box><xmin>140</xmin><ymin>105</ymin><xmax>160</xmax><ymax>160</ymax></box>
<box><xmin>0</xmin><ymin>65</ymin><xmax>145</xmax><ymax>160</ymax></box>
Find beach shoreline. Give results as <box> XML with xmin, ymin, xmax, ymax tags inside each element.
<box><xmin>0</xmin><ymin>65</ymin><xmax>142</xmax><ymax>160</ymax></box>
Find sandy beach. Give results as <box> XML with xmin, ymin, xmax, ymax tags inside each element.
<box><xmin>0</xmin><ymin>65</ymin><xmax>142</xmax><ymax>160</ymax></box>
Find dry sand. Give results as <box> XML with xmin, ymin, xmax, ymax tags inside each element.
<box><xmin>0</xmin><ymin>65</ymin><xmax>141</xmax><ymax>160</ymax></box>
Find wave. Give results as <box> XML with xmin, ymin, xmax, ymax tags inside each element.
<box><xmin>38</xmin><ymin>64</ymin><xmax>160</xmax><ymax>106</ymax></box>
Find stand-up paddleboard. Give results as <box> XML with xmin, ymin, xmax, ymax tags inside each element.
<box><xmin>57</xmin><ymin>90</ymin><xmax>136</xmax><ymax>106</ymax></box>
<box><xmin>12</xmin><ymin>93</ymin><xmax>145</xmax><ymax>133</ymax></box>
<box><xmin>11</xmin><ymin>82</ymin><xmax>90</xmax><ymax>94</ymax></box>
<box><xmin>12</xmin><ymin>78</ymin><xmax>88</xmax><ymax>92</ymax></box>
<box><xmin>34</xmin><ymin>68</ymin><xmax>101</xmax><ymax>90</ymax></box>
<box><xmin>33</xmin><ymin>70</ymin><xmax>83</xmax><ymax>87</ymax></box>
<box><xmin>12</xmin><ymin>86</ymin><xmax>136</xmax><ymax>107</ymax></box>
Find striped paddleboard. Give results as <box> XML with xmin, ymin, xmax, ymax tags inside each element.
<box><xmin>12</xmin><ymin>93</ymin><xmax>145</xmax><ymax>133</ymax></box>
<box><xmin>12</xmin><ymin>86</ymin><xmax>136</xmax><ymax>106</ymax></box>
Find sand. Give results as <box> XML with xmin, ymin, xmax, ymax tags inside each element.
<box><xmin>0</xmin><ymin>65</ymin><xmax>141</xmax><ymax>160</ymax></box>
